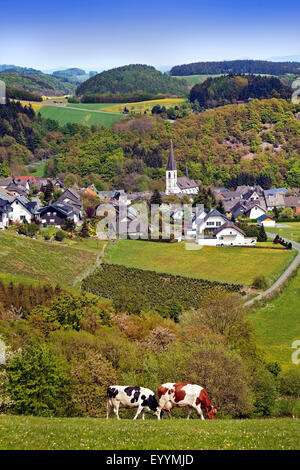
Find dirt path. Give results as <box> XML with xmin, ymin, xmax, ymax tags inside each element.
<box><xmin>72</xmin><ymin>242</ymin><xmax>107</xmax><ymax>286</ymax></box>
<box><xmin>244</xmin><ymin>234</ymin><xmax>300</xmax><ymax>307</ymax></box>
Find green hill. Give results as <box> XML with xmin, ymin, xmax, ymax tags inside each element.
<box><xmin>170</xmin><ymin>59</ymin><xmax>300</xmax><ymax>76</ymax></box>
<box><xmin>189</xmin><ymin>74</ymin><xmax>292</xmax><ymax>109</ymax></box>
<box><xmin>0</xmin><ymin>70</ymin><xmax>76</xmax><ymax>96</ymax></box>
<box><xmin>76</xmin><ymin>64</ymin><xmax>189</xmax><ymax>98</ymax></box>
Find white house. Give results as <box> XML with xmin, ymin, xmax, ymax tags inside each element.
<box><xmin>0</xmin><ymin>200</ymin><xmax>12</xmax><ymax>229</ymax></box>
<box><xmin>165</xmin><ymin>141</ymin><xmax>199</xmax><ymax>196</ymax></box>
<box><xmin>197</xmin><ymin>221</ymin><xmax>256</xmax><ymax>246</ymax></box>
<box><xmin>257</xmin><ymin>214</ymin><xmax>276</xmax><ymax>227</ymax></box>
<box><xmin>244</xmin><ymin>203</ymin><xmax>266</xmax><ymax>220</ymax></box>
<box><xmin>10</xmin><ymin>197</ymin><xmax>36</xmax><ymax>223</ymax></box>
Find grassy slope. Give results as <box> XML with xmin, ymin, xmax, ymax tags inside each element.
<box><xmin>104</xmin><ymin>239</ymin><xmax>296</xmax><ymax>286</ymax></box>
<box><xmin>101</xmin><ymin>98</ymin><xmax>186</xmax><ymax>113</ymax></box>
<box><xmin>174</xmin><ymin>74</ymin><xmax>222</xmax><ymax>85</ymax></box>
<box><xmin>267</xmin><ymin>222</ymin><xmax>300</xmax><ymax>242</ymax></box>
<box><xmin>0</xmin><ymin>416</ymin><xmax>298</xmax><ymax>450</ymax></box>
<box><xmin>250</xmin><ymin>269</ymin><xmax>300</xmax><ymax>370</ymax></box>
<box><xmin>39</xmin><ymin>105</ymin><xmax>123</xmax><ymax>127</ymax></box>
<box><xmin>0</xmin><ymin>231</ymin><xmax>98</xmax><ymax>285</ymax></box>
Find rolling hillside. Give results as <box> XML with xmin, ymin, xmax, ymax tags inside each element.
<box><xmin>0</xmin><ymin>70</ymin><xmax>76</xmax><ymax>96</ymax></box>
<box><xmin>76</xmin><ymin>64</ymin><xmax>189</xmax><ymax>97</ymax></box>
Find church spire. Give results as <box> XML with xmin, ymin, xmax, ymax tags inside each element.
<box><xmin>166</xmin><ymin>140</ymin><xmax>176</xmax><ymax>171</ymax></box>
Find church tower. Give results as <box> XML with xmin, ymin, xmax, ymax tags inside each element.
<box><xmin>165</xmin><ymin>141</ymin><xmax>180</xmax><ymax>195</ymax></box>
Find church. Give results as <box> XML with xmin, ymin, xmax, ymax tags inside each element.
<box><xmin>165</xmin><ymin>141</ymin><xmax>199</xmax><ymax>195</ymax></box>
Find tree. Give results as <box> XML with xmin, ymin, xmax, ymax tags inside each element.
<box><xmin>257</xmin><ymin>225</ymin><xmax>267</xmax><ymax>242</ymax></box>
<box><xmin>6</xmin><ymin>343</ymin><xmax>73</xmax><ymax>416</ymax></box>
<box><xmin>80</xmin><ymin>220</ymin><xmax>89</xmax><ymax>238</ymax></box>
<box><xmin>150</xmin><ymin>189</ymin><xmax>162</xmax><ymax>206</ymax></box>
<box><xmin>44</xmin><ymin>181</ymin><xmax>54</xmax><ymax>203</ymax></box>
<box><xmin>55</xmin><ymin>230</ymin><xmax>65</xmax><ymax>242</ymax></box>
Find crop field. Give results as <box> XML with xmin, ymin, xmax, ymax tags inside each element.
<box><xmin>104</xmin><ymin>239</ymin><xmax>296</xmax><ymax>286</ymax></box>
<box><xmin>0</xmin><ymin>415</ymin><xmax>298</xmax><ymax>450</ymax></box>
<box><xmin>38</xmin><ymin>105</ymin><xmax>124</xmax><ymax>127</ymax></box>
<box><xmin>267</xmin><ymin>222</ymin><xmax>300</xmax><ymax>242</ymax></box>
<box><xmin>250</xmin><ymin>268</ymin><xmax>300</xmax><ymax>370</ymax></box>
<box><xmin>13</xmin><ymin>99</ymin><xmax>44</xmax><ymax>111</ymax></box>
<box><xmin>174</xmin><ymin>74</ymin><xmax>222</xmax><ymax>85</ymax></box>
<box><xmin>100</xmin><ymin>98</ymin><xmax>186</xmax><ymax>114</ymax></box>
<box><xmin>0</xmin><ymin>231</ymin><xmax>98</xmax><ymax>285</ymax></box>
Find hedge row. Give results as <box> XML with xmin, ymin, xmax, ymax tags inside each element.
<box><xmin>82</xmin><ymin>263</ymin><xmax>242</xmax><ymax>310</ymax></box>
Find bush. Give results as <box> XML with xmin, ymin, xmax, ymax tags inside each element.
<box><xmin>55</xmin><ymin>230</ymin><xmax>65</xmax><ymax>242</ymax></box>
<box><xmin>252</xmin><ymin>368</ymin><xmax>278</xmax><ymax>416</ymax></box>
<box><xmin>280</xmin><ymin>369</ymin><xmax>300</xmax><ymax>397</ymax></box>
<box><xmin>252</xmin><ymin>275</ymin><xmax>268</xmax><ymax>290</ymax></box>
<box><xmin>6</xmin><ymin>343</ymin><xmax>74</xmax><ymax>416</ymax></box>
<box><xmin>275</xmin><ymin>398</ymin><xmax>300</xmax><ymax>418</ymax></box>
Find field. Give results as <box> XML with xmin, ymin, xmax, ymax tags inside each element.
<box><xmin>0</xmin><ymin>231</ymin><xmax>98</xmax><ymax>285</ymax></box>
<box><xmin>39</xmin><ymin>105</ymin><xmax>123</xmax><ymax>127</ymax></box>
<box><xmin>174</xmin><ymin>74</ymin><xmax>222</xmax><ymax>85</ymax></box>
<box><xmin>267</xmin><ymin>222</ymin><xmax>300</xmax><ymax>242</ymax></box>
<box><xmin>0</xmin><ymin>415</ymin><xmax>298</xmax><ymax>450</ymax></box>
<box><xmin>104</xmin><ymin>239</ymin><xmax>296</xmax><ymax>286</ymax></box>
<box><xmin>100</xmin><ymin>98</ymin><xmax>186</xmax><ymax>114</ymax></box>
<box><xmin>250</xmin><ymin>268</ymin><xmax>300</xmax><ymax>370</ymax></box>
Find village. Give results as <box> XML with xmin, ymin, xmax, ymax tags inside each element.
<box><xmin>0</xmin><ymin>142</ymin><xmax>299</xmax><ymax>247</ymax></box>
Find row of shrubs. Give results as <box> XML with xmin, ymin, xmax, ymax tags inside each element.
<box><xmin>273</xmin><ymin>234</ymin><xmax>293</xmax><ymax>249</ymax></box>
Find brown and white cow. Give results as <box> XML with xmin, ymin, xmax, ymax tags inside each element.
<box><xmin>156</xmin><ymin>383</ymin><xmax>217</xmax><ymax>420</ymax></box>
<box><xmin>106</xmin><ymin>385</ymin><xmax>160</xmax><ymax>420</ymax></box>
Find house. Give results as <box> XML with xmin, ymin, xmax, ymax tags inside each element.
<box><xmin>0</xmin><ymin>177</ymin><xmax>13</xmax><ymax>188</ymax></box>
<box><xmin>38</xmin><ymin>202</ymin><xmax>77</xmax><ymax>226</ymax></box>
<box><xmin>284</xmin><ymin>196</ymin><xmax>300</xmax><ymax>215</ymax></box>
<box><xmin>165</xmin><ymin>141</ymin><xmax>199</xmax><ymax>195</ymax></box>
<box><xmin>196</xmin><ymin>208</ymin><xmax>229</xmax><ymax>236</ymax></box>
<box><xmin>56</xmin><ymin>188</ymin><xmax>83</xmax><ymax>220</ymax></box>
<box><xmin>197</xmin><ymin>219</ymin><xmax>256</xmax><ymax>246</ymax></box>
<box><xmin>257</xmin><ymin>214</ymin><xmax>276</xmax><ymax>227</ymax></box>
<box><xmin>244</xmin><ymin>203</ymin><xmax>266</xmax><ymax>220</ymax></box>
<box><xmin>264</xmin><ymin>192</ymin><xmax>285</xmax><ymax>211</ymax></box>
<box><xmin>0</xmin><ymin>199</ymin><xmax>12</xmax><ymax>229</ymax></box>
<box><xmin>9</xmin><ymin>196</ymin><xmax>37</xmax><ymax>223</ymax></box>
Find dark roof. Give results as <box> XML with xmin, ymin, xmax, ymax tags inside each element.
<box><xmin>214</xmin><ymin>221</ymin><xmax>246</xmax><ymax>236</ymax></box>
<box><xmin>257</xmin><ymin>214</ymin><xmax>275</xmax><ymax>222</ymax></box>
<box><xmin>166</xmin><ymin>141</ymin><xmax>176</xmax><ymax>171</ymax></box>
<box><xmin>177</xmin><ymin>176</ymin><xmax>198</xmax><ymax>190</ymax></box>
<box><xmin>203</xmin><ymin>208</ymin><xmax>229</xmax><ymax>223</ymax></box>
<box><xmin>39</xmin><ymin>202</ymin><xmax>75</xmax><ymax>217</ymax></box>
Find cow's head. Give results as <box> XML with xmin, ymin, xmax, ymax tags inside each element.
<box><xmin>206</xmin><ymin>405</ymin><xmax>217</xmax><ymax>420</ymax></box>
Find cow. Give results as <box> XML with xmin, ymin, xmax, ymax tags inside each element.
<box><xmin>106</xmin><ymin>385</ymin><xmax>160</xmax><ymax>420</ymax></box>
<box><xmin>156</xmin><ymin>382</ymin><xmax>217</xmax><ymax>420</ymax></box>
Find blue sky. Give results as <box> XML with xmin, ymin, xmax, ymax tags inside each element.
<box><xmin>1</xmin><ymin>0</ymin><xmax>299</xmax><ymax>71</ymax></box>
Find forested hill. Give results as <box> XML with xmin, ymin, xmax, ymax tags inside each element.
<box><xmin>189</xmin><ymin>75</ymin><xmax>292</xmax><ymax>109</ymax></box>
<box><xmin>170</xmin><ymin>59</ymin><xmax>300</xmax><ymax>76</ymax></box>
<box><xmin>53</xmin><ymin>98</ymin><xmax>300</xmax><ymax>189</ymax></box>
<box><xmin>0</xmin><ymin>70</ymin><xmax>76</xmax><ymax>96</ymax></box>
<box><xmin>75</xmin><ymin>64</ymin><xmax>189</xmax><ymax>98</ymax></box>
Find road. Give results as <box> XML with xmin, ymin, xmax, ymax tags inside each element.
<box><xmin>244</xmin><ymin>233</ymin><xmax>300</xmax><ymax>307</ymax></box>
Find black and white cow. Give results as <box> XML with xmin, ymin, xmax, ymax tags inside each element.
<box><xmin>106</xmin><ymin>385</ymin><xmax>159</xmax><ymax>420</ymax></box>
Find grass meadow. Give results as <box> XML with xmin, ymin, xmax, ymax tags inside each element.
<box><xmin>0</xmin><ymin>415</ymin><xmax>298</xmax><ymax>450</ymax></box>
<box><xmin>250</xmin><ymin>268</ymin><xmax>300</xmax><ymax>370</ymax></box>
<box><xmin>0</xmin><ymin>231</ymin><xmax>98</xmax><ymax>285</ymax></box>
<box><xmin>100</xmin><ymin>98</ymin><xmax>186</xmax><ymax>114</ymax></box>
<box><xmin>39</xmin><ymin>105</ymin><xmax>123</xmax><ymax>127</ymax></box>
<box><xmin>104</xmin><ymin>239</ymin><xmax>296</xmax><ymax>286</ymax></box>
<box><xmin>267</xmin><ymin>222</ymin><xmax>300</xmax><ymax>242</ymax></box>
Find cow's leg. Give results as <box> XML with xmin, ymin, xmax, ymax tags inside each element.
<box><xmin>193</xmin><ymin>404</ymin><xmax>205</xmax><ymax>420</ymax></box>
<box><xmin>113</xmin><ymin>402</ymin><xmax>121</xmax><ymax>420</ymax></box>
<box><xmin>133</xmin><ymin>406</ymin><xmax>144</xmax><ymax>420</ymax></box>
<box><xmin>106</xmin><ymin>400</ymin><xmax>113</xmax><ymax>419</ymax></box>
<box><xmin>141</xmin><ymin>409</ymin><xmax>145</xmax><ymax>420</ymax></box>
<box><xmin>186</xmin><ymin>407</ymin><xmax>192</xmax><ymax>420</ymax></box>
<box><xmin>166</xmin><ymin>410</ymin><xmax>172</xmax><ymax>419</ymax></box>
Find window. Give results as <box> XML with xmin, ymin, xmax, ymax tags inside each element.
<box><xmin>207</xmin><ymin>221</ymin><xmax>214</xmax><ymax>226</ymax></box>
<box><xmin>50</xmin><ymin>219</ymin><xmax>55</xmax><ymax>223</ymax></box>
<box><xmin>47</xmin><ymin>212</ymin><xmax>51</xmax><ymax>216</ymax></box>
<box><xmin>216</xmin><ymin>221</ymin><xmax>221</xmax><ymax>226</ymax></box>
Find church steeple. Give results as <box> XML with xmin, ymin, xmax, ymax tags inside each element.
<box><xmin>166</xmin><ymin>140</ymin><xmax>176</xmax><ymax>171</ymax></box>
<box><xmin>165</xmin><ymin>140</ymin><xmax>179</xmax><ymax>195</ymax></box>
